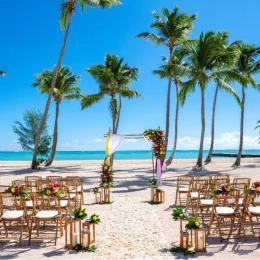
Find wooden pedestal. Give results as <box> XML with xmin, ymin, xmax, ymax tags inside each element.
<box><xmin>82</xmin><ymin>222</ymin><xmax>96</xmax><ymax>248</ymax></box>
<box><xmin>101</xmin><ymin>187</ymin><xmax>110</xmax><ymax>203</ymax></box>
<box><xmin>153</xmin><ymin>191</ymin><xmax>165</xmax><ymax>203</ymax></box>
<box><xmin>65</xmin><ymin>218</ymin><xmax>81</xmax><ymax>250</ymax></box>
<box><xmin>151</xmin><ymin>186</ymin><xmax>158</xmax><ymax>201</ymax></box>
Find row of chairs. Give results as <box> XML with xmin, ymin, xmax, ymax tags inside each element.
<box><xmin>0</xmin><ymin>175</ymin><xmax>84</xmax><ymax>246</ymax></box>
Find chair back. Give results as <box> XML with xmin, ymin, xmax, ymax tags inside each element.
<box><xmin>177</xmin><ymin>176</ymin><xmax>194</xmax><ymax>189</ymax></box>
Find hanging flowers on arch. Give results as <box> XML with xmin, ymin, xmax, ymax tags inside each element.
<box><xmin>143</xmin><ymin>128</ymin><xmax>166</xmax><ymax>159</ymax></box>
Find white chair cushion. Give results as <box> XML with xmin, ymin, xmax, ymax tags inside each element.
<box><xmin>36</xmin><ymin>210</ymin><xmax>58</xmax><ymax>218</ymax></box>
<box><xmin>238</xmin><ymin>198</ymin><xmax>244</xmax><ymax>205</ymax></box>
<box><xmin>60</xmin><ymin>200</ymin><xmax>68</xmax><ymax>207</ymax></box>
<box><xmin>2</xmin><ymin>210</ymin><xmax>24</xmax><ymax>219</ymax></box>
<box><xmin>179</xmin><ymin>187</ymin><xmax>189</xmax><ymax>192</ymax></box>
<box><xmin>26</xmin><ymin>200</ymin><xmax>33</xmax><ymax>207</ymax></box>
<box><xmin>68</xmin><ymin>193</ymin><xmax>76</xmax><ymax>199</ymax></box>
<box><xmin>200</xmin><ymin>199</ymin><xmax>213</xmax><ymax>205</ymax></box>
<box><xmin>190</xmin><ymin>192</ymin><xmax>204</xmax><ymax>198</ymax></box>
<box><xmin>216</xmin><ymin>207</ymin><xmax>234</xmax><ymax>215</ymax></box>
<box><xmin>248</xmin><ymin>207</ymin><xmax>260</xmax><ymax>215</ymax></box>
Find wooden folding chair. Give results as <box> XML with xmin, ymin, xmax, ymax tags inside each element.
<box><xmin>175</xmin><ymin>176</ymin><xmax>193</xmax><ymax>206</ymax></box>
<box><xmin>65</xmin><ymin>176</ymin><xmax>84</xmax><ymax>204</ymax></box>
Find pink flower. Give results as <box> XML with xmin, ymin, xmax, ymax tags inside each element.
<box><xmin>52</xmin><ymin>182</ymin><xmax>59</xmax><ymax>188</ymax></box>
<box><xmin>221</xmin><ymin>185</ymin><xmax>226</xmax><ymax>191</ymax></box>
<box><xmin>221</xmin><ymin>191</ymin><xmax>225</xmax><ymax>196</ymax></box>
<box><xmin>253</xmin><ymin>191</ymin><xmax>257</xmax><ymax>196</ymax></box>
<box><xmin>254</xmin><ymin>182</ymin><xmax>259</xmax><ymax>188</ymax></box>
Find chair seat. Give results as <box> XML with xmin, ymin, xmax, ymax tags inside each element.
<box><xmin>179</xmin><ymin>187</ymin><xmax>189</xmax><ymax>192</ymax></box>
<box><xmin>238</xmin><ymin>198</ymin><xmax>244</xmax><ymax>205</ymax></box>
<box><xmin>2</xmin><ymin>210</ymin><xmax>24</xmax><ymax>219</ymax></box>
<box><xmin>248</xmin><ymin>206</ymin><xmax>260</xmax><ymax>215</ymax></box>
<box><xmin>200</xmin><ymin>199</ymin><xmax>213</xmax><ymax>205</ymax></box>
<box><xmin>68</xmin><ymin>193</ymin><xmax>76</xmax><ymax>199</ymax></box>
<box><xmin>216</xmin><ymin>207</ymin><xmax>235</xmax><ymax>215</ymax></box>
<box><xmin>60</xmin><ymin>200</ymin><xmax>68</xmax><ymax>207</ymax></box>
<box><xmin>26</xmin><ymin>200</ymin><xmax>33</xmax><ymax>207</ymax></box>
<box><xmin>36</xmin><ymin>210</ymin><xmax>58</xmax><ymax>218</ymax></box>
<box><xmin>190</xmin><ymin>192</ymin><xmax>204</xmax><ymax>198</ymax></box>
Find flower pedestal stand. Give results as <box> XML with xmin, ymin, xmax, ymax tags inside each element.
<box><xmin>151</xmin><ymin>186</ymin><xmax>158</xmax><ymax>202</ymax></box>
<box><xmin>154</xmin><ymin>190</ymin><xmax>165</xmax><ymax>203</ymax></box>
<box><xmin>65</xmin><ymin>217</ymin><xmax>81</xmax><ymax>250</ymax></box>
<box><xmin>81</xmin><ymin>222</ymin><xmax>96</xmax><ymax>249</ymax></box>
<box><xmin>101</xmin><ymin>187</ymin><xmax>110</xmax><ymax>203</ymax></box>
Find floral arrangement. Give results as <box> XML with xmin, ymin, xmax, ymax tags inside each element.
<box><xmin>100</xmin><ymin>164</ymin><xmax>113</xmax><ymax>188</ymax></box>
<box><xmin>91</xmin><ymin>187</ymin><xmax>100</xmax><ymax>194</ymax></box>
<box><xmin>213</xmin><ymin>184</ymin><xmax>233</xmax><ymax>196</ymax></box>
<box><xmin>185</xmin><ymin>217</ymin><xmax>201</xmax><ymax>230</ymax></box>
<box><xmin>72</xmin><ymin>207</ymin><xmax>87</xmax><ymax>220</ymax></box>
<box><xmin>149</xmin><ymin>178</ymin><xmax>157</xmax><ymax>186</ymax></box>
<box><xmin>155</xmin><ymin>188</ymin><xmax>163</xmax><ymax>193</ymax></box>
<box><xmin>252</xmin><ymin>181</ymin><xmax>260</xmax><ymax>190</ymax></box>
<box><xmin>40</xmin><ymin>183</ymin><xmax>62</xmax><ymax>198</ymax></box>
<box><xmin>144</xmin><ymin>128</ymin><xmax>166</xmax><ymax>159</ymax></box>
<box><xmin>171</xmin><ymin>208</ymin><xmax>184</xmax><ymax>221</ymax></box>
<box><xmin>245</xmin><ymin>186</ymin><xmax>260</xmax><ymax>197</ymax></box>
<box><xmin>89</xmin><ymin>213</ymin><xmax>101</xmax><ymax>224</ymax></box>
<box><xmin>5</xmin><ymin>185</ymin><xmax>28</xmax><ymax>198</ymax></box>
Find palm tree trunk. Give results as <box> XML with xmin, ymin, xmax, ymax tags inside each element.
<box><xmin>31</xmin><ymin>13</ymin><xmax>73</xmax><ymax>169</ymax></box>
<box><xmin>234</xmin><ymin>85</ymin><xmax>245</xmax><ymax>167</ymax></box>
<box><xmin>111</xmin><ymin>95</ymin><xmax>116</xmax><ymax>166</ymax></box>
<box><xmin>115</xmin><ymin>96</ymin><xmax>122</xmax><ymax>134</ymax></box>
<box><xmin>163</xmin><ymin>47</ymin><xmax>173</xmax><ymax>164</ymax></box>
<box><xmin>205</xmin><ymin>85</ymin><xmax>219</xmax><ymax>163</ymax></box>
<box><xmin>196</xmin><ymin>88</ymin><xmax>205</xmax><ymax>168</ymax></box>
<box><xmin>165</xmin><ymin>81</ymin><xmax>179</xmax><ymax>166</ymax></box>
<box><xmin>45</xmin><ymin>102</ymin><xmax>60</xmax><ymax>166</ymax></box>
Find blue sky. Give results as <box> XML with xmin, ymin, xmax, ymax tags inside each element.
<box><xmin>0</xmin><ymin>0</ymin><xmax>260</xmax><ymax>151</ymax></box>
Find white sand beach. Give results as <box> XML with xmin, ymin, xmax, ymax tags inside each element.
<box><xmin>0</xmin><ymin>158</ymin><xmax>260</xmax><ymax>259</ymax></box>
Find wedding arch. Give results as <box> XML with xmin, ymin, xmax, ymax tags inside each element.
<box><xmin>100</xmin><ymin>128</ymin><xmax>166</xmax><ymax>188</ymax></box>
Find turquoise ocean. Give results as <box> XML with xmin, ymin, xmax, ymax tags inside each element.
<box><xmin>0</xmin><ymin>150</ymin><xmax>259</xmax><ymax>161</ymax></box>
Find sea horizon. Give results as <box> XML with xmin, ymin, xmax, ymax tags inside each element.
<box><xmin>0</xmin><ymin>149</ymin><xmax>259</xmax><ymax>161</ymax></box>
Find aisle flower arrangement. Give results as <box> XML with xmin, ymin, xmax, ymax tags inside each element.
<box><xmin>100</xmin><ymin>164</ymin><xmax>113</xmax><ymax>188</ymax></box>
<box><xmin>91</xmin><ymin>187</ymin><xmax>100</xmax><ymax>194</ymax></box>
<box><xmin>89</xmin><ymin>213</ymin><xmax>101</xmax><ymax>224</ymax></box>
<box><xmin>40</xmin><ymin>183</ymin><xmax>62</xmax><ymax>198</ymax></box>
<box><xmin>245</xmin><ymin>187</ymin><xmax>260</xmax><ymax>197</ymax></box>
<box><xmin>252</xmin><ymin>181</ymin><xmax>260</xmax><ymax>190</ymax></box>
<box><xmin>185</xmin><ymin>217</ymin><xmax>201</xmax><ymax>230</ymax></box>
<box><xmin>213</xmin><ymin>184</ymin><xmax>233</xmax><ymax>196</ymax></box>
<box><xmin>149</xmin><ymin>178</ymin><xmax>157</xmax><ymax>186</ymax></box>
<box><xmin>5</xmin><ymin>185</ymin><xmax>28</xmax><ymax>198</ymax></box>
<box><xmin>171</xmin><ymin>208</ymin><xmax>185</xmax><ymax>221</ymax></box>
<box><xmin>144</xmin><ymin>128</ymin><xmax>166</xmax><ymax>159</ymax></box>
<box><xmin>72</xmin><ymin>207</ymin><xmax>88</xmax><ymax>220</ymax></box>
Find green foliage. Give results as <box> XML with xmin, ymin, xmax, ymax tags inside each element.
<box><xmin>171</xmin><ymin>208</ymin><xmax>184</xmax><ymax>221</ymax></box>
<box><xmin>185</xmin><ymin>217</ymin><xmax>201</xmax><ymax>230</ymax></box>
<box><xmin>5</xmin><ymin>185</ymin><xmax>28</xmax><ymax>198</ymax></box>
<box><xmin>0</xmin><ymin>70</ymin><xmax>6</xmax><ymax>76</ymax></box>
<box><xmin>12</xmin><ymin>109</ymin><xmax>51</xmax><ymax>158</ymax></box>
<box><xmin>255</xmin><ymin>120</ymin><xmax>260</xmax><ymax>144</ymax></box>
<box><xmin>149</xmin><ymin>178</ymin><xmax>157</xmax><ymax>186</ymax></box>
<box><xmin>155</xmin><ymin>188</ymin><xmax>162</xmax><ymax>193</ymax></box>
<box><xmin>91</xmin><ymin>187</ymin><xmax>100</xmax><ymax>194</ymax></box>
<box><xmin>89</xmin><ymin>213</ymin><xmax>101</xmax><ymax>224</ymax></box>
<box><xmin>40</xmin><ymin>184</ymin><xmax>62</xmax><ymax>198</ymax></box>
<box><xmin>72</xmin><ymin>207</ymin><xmax>88</xmax><ymax>220</ymax></box>
<box><xmin>170</xmin><ymin>245</ymin><xmax>196</xmax><ymax>256</ymax></box>
<box><xmin>73</xmin><ymin>244</ymin><xmax>96</xmax><ymax>253</ymax></box>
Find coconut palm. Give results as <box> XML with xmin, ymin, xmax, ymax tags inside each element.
<box><xmin>81</xmin><ymin>54</ymin><xmax>142</xmax><ymax>135</ymax></box>
<box><xmin>136</xmin><ymin>7</ymin><xmax>197</xmax><ymax>163</ymax></box>
<box><xmin>233</xmin><ymin>43</ymin><xmax>260</xmax><ymax>167</ymax></box>
<box><xmin>32</xmin><ymin>66</ymin><xmax>80</xmax><ymax>166</ymax></box>
<box><xmin>0</xmin><ymin>70</ymin><xmax>6</xmax><ymax>76</ymax></box>
<box><xmin>31</xmin><ymin>0</ymin><xmax>121</xmax><ymax>169</ymax></box>
<box><xmin>179</xmin><ymin>31</ymin><xmax>246</xmax><ymax>168</ymax></box>
<box><xmin>153</xmin><ymin>50</ymin><xmax>189</xmax><ymax>166</ymax></box>
<box><xmin>205</xmin><ymin>33</ymin><xmax>241</xmax><ymax>163</ymax></box>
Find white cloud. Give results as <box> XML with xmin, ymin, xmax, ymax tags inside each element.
<box><xmin>93</xmin><ymin>139</ymin><xmax>105</xmax><ymax>142</ymax></box>
<box><xmin>177</xmin><ymin>132</ymin><xmax>259</xmax><ymax>150</ymax></box>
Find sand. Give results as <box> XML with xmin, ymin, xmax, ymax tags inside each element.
<box><xmin>0</xmin><ymin>158</ymin><xmax>260</xmax><ymax>259</ymax></box>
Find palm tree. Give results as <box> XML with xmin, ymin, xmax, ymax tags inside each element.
<box><xmin>136</xmin><ymin>7</ymin><xmax>196</xmax><ymax>163</ymax></box>
<box><xmin>81</xmin><ymin>54</ymin><xmax>142</xmax><ymax>135</ymax></box>
<box><xmin>233</xmin><ymin>43</ymin><xmax>260</xmax><ymax>167</ymax></box>
<box><xmin>179</xmin><ymin>31</ymin><xmax>245</xmax><ymax>168</ymax></box>
<box><xmin>205</xmin><ymin>33</ymin><xmax>241</xmax><ymax>163</ymax></box>
<box><xmin>256</xmin><ymin>120</ymin><xmax>260</xmax><ymax>144</ymax></box>
<box><xmin>13</xmin><ymin>109</ymin><xmax>51</xmax><ymax>159</ymax></box>
<box><xmin>31</xmin><ymin>0</ymin><xmax>121</xmax><ymax>169</ymax></box>
<box><xmin>153</xmin><ymin>50</ymin><xmax>189</xmax><ymax>166</ymax></box>
<box><xmin>32</xmin><ymin>66</ymin><xmax>80</xmax><ymax>166</ymax></box>
<box><xmin>0</xmin><ymin>70</ymin><xmax>6</xmax><ymax>76</ymax></box>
